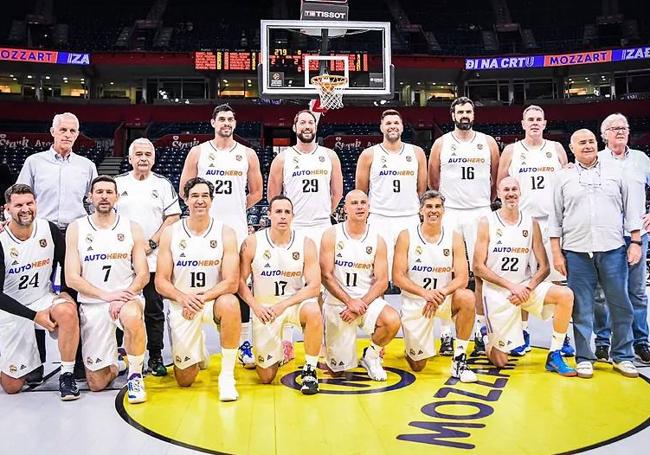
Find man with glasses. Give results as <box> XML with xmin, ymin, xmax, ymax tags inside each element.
<box><xmin>549</xmin><ymin>129</ymin><xmax>643</xmax><ymax>379</ymax></box>
<box><xmin>592</xmin><ymin>114</ymin><xmax>650</xmax><ymax>364</ymax></box>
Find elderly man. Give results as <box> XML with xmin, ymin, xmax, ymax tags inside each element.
<box><xmin>550</xmin><ymin>129</ymin><xmax>643</xmax><ymax>379</ymax></box>
<box><xmin>592</xmin><ymin>114</ymin><xmax>650</xmax><ymax>364</ymax></box>
<box><xmin>115</xmin><ymin>138</ymin><xmax>181</xmax><ymax>376</ymax></box>
<box><xmin>16</xmin><ymin>112</ymin><xmax>98</xmax><ymax>381</ymax></box>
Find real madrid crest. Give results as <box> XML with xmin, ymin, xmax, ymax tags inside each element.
<box><xmin>151</xmin><ymin>189</ymin><xmax>159</xmax><ymax>199</ymax></box>
<box><xmin>85</xmin><ymin>233</ymin><xmax>94</xmax><ymax>244</ymax></box>
<box><xmin>443</xmin><ymin>248</ymin><xmax>450</xmax><ymax>256</ymax></box>
<box><xmin>292</xmin><ymin>251</ymin><xmax>300</xmax><ymax>260</ymax></box>
<box><xmin>366</xmin><ymin>246</ymin><xmax>373</xmax><ymax>255</ymax></box>
<box><xmin>117</xmin><ymin>233</ymin><xmax>125</xmax><ymax>242</ymax></box>
<box><xmin>336</xmin><ymin>241</ymin><xmax>344</xmax><ymax>250</ymax></box>
<box><xmin>415</xmin><ymin>245</ymin><xmax>423</xmax><ymax>255</ymax></box>
<box><xmin>179</xmin><ymin>239</ymin><xmax>187</xmax><ymax>250</ymax></box>
<box><xmin>451</xmin><ymin>144</ymin><xmax>457</xmax><ymax>151</ymax></box>
<box><xmin>477</xmin><ymin>143</ymin><xmax>484</xmax><ymax>150</ymax></box>
<box><xmin>236</xmin><ymin>154</ymin><xmax>243</xmax><ymax>161</ymax></box>
<box><xmin>496</xmin><ymin>228</ymin><xmax>503</xmax><ymax>237</ymax></box>
<box><xmin>319</xmin><ymin>155</ymin><xmax>325</xmax><ymax>162</ymax></box>
<box><xmin>210</xmin><ymin>240</ymin><xmax>217</xmax><ymax>248</ymax></box>
<box><xmin>264</xmin><ymin>250</ymin><xmax>271</xmax><ymax>260</ymax></box>
<box><xmin>522</xmin><ymin>229</ymin><xmax>529</xmax><ymax>237</ymax></box>
<box><xmin>9</xmin><ymin>247</ymin><xmax>18</xmax><ymax>258</ymax></box>
<box><xmin>405</xmin><ymin>155</ymin><xmax>412</xmax><ymax>162</ymax></box>
<box><xmin>39</xmin><ymin>239</ymin><xmax>47</xmax><ymax>248</ymax></box>
<box><xmin>209</xmin><ymin>152</ymin><xmax>215</xmax><ymax>161</ymax></box>
<box><xmin>546</xmin><ymin>152</ymin><xmax>552</xmax><ymax>158</ymax></box>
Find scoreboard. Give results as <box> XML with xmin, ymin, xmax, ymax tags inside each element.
<box><xmin>195</xmin><ymin>50</ymin><xmax>367</xmax><ymax>72</ymax></box>
<box><xmin>194</xmin><ymin>51</ymin><xmax>259</xmax><ymax>71</ymax></box>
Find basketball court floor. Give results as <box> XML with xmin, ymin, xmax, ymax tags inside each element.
<box><xmin>2</xmin><ymin>294</ymin><xmax>649</xmax><ymax>455</ymax></box>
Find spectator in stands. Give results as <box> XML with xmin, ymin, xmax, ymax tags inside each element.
<box><xmin>16</xmin><ymin>112</ymin><xmax>98</xmax><ymax>381</ymax></box>
<box><xmin>593</xmin><ymin>113</ymin><xmax>650</xmax><ymax>364</ymax></box>
<box><xmin>549</xmin><ymin>128</ymin><xmax>642</xmax><ymax>379</ymax></box>
<box><xmin>114</xmin><ymin>138</ymin><xmax>182</xmax><ymax>376</ymax></box>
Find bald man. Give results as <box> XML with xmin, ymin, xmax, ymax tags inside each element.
<box><xmin>320</xmin><ymin>190</ymin><xmax>401</xmax><ymax>381</ymax></box>
<box><xmin>550</xmin><ymin>129</ymin><xmax>643</xmax><ymax>379</ymax></box>
<box><xmin>474</xmin><ymin>177</ymin><xmax>576</xmax><ymax>376</ymax></box>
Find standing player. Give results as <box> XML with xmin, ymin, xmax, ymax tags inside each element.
<box><xmin>155</xmin><ymin>177</ymin><xmax>241</xmax><ymax>401</ymax></box>
<box><xmin>179</xmin><ymin>104</ymin><xmax>263</xmax><ymax>369</ymax></box>
<box><xmin>428</xmin><ymin>97</ymin><xmax>500</xmax><ymax>356</ymax></box>
<box><xmin>320</xmin><ymin>190</ymin><xmax>401</xmax><ymax>381</ymax></box>
<box><xmin>115</xmin><ymin>138</ymin><xmax>181</xmax><ymax>376</ymax></box>
<box><xmin>238</xmin><ymin>195</ymin><xmax>323</xmax><ymax>394</ymax></box>
<box><xmin>393</xmin><ymin>190</ymin><xmax>477</xmax><ymax>382</ymax></box>
<box><xmin>65</xmin><ymin>176</ymin><xmax>150</xmax><ymax>402</ymax></box>
<box><xmin>266</xmin><ymin>109</ymin><xmax>343</xmax><ymax>363</ymax></box>
<box><xmin>0</xmin><ymin>184</ymin><xmax>80</xmax><ymax>400</ymax></box>
<box><xmin>496</xmin><ymin>105</ymin><xmax>573</xmax><ymax>357</ymax></box>
<box><xmin>473</xmin><ymin>177</ymin><xmax>575</xmax><ymax>375</ymax></box>
<box><xmin>355</xmin><ymin>109</ymin><xmax>428</xmax><ymax>281</ymax></box>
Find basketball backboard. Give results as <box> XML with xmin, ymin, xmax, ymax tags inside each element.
<box><xmin>259</xmin><ymin>20</ymin><xmax>393</xmax><ymax>99</ymax></box>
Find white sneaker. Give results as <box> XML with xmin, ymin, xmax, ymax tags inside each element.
<box><xmin>218</xmin><ymin>375</ymin><xmax>239</xmax><ymax>402</ymax></box>
<box><xmin>238</xmin><ymin>341</ymin><xmax>256</xmax><ymax>370</ymax></box>
<box><xmin>360</xmin><ymin>347</ymin><xmax>387</xmax><ymax>381</ymax></box>
<box><xmin>450</xmin><ymin>354</ymin><xmax>478</xmax><ymax>383</ymax></box>
<box><xmin>613</xmin><ymin>360</ymin><xmax>639</xmax><ymax>378</ymax></box>
<box><xmin>127</xmin><ymin>374</ymin><xmax>147</xmax><ymax>404</ymax></box>
<box><xmin>576</xmin><ymin>361</ymin><xmax>593</xmax><ymax>379</ymax></box>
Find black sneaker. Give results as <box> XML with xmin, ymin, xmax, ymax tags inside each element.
<box><xmin>74</xmin><ymin>362</ymin><xmax>86</xmax><ymax>382</ymax></box>
<box><xmin>300</xmin><ymin>365</ymin><xmax>319</xmax><ymax>395</ymax></box>
<box><xmin>440</xmin><ymin>335</ymin><xmax>454</xmax><ymax>356</ymax></box>
<box><xmin>148</xmin><ymin>355</ymin><xmax>168</xmax><ymax>377</ymax></box>
<box><xmin>470</xmin><ymin>326</ymin><xmax>487</xmax><ymax>357</ymax></box>
<box><xmin>595</xmin><ymin>345</ymin><xmax>610</xmax><ymax>363</ymax></box>
<box><xmin>59</xmin><ymin>372</ymin><xmax>80</xmax><ymax>401</ymax></box>
<box><xmin>634</xmin><ymin>344</ymin><xmax>650</xmax><ymax>365</ymax></box>
<box><xmin>25</xmin><ymin>365</ymin><xmax>44</xmax><ymax>386</ymax></box>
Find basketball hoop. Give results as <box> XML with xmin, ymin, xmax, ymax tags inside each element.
<box><xmin>311</xmin><ymin>74</ymin><xmax>347</xmax><ymax>110</ymax></box>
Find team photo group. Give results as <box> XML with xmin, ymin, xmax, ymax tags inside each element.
<box><xmin>1</xmin><ymin>96</ymin><xmax>648</xmax><ymax>405</ymax></box>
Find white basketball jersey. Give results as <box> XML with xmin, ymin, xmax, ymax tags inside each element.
<box><xmin>282</xmin><ymin>146</ymin><xmax>333</xmax><ymax>227</ymax></box>
<box><xmin>251</xmin><ymin>229</ymin><xmax>306</xmax><ymax>305</ymax></box>
<box><xmin>197</xmin><ymin>141</ymin><xmax>248</xmax><ymax>235</ymax></box>
<box><xmin>402</xmin><ymin>225</ymin><xmax>454</xmax><ymax>300</ymax></box>
<box><xmin>485</xmin><ymin>211</ymin><xmax>534</xmax><ymax>288</ymax></box>
<box><xmin>508</xmin><ymin>140</ymin><xmax>562</xmax><ymax>219</ymax></box>
<box><xmin>0</xmin><ymin>219</ymin><xmax>55</xmax><ymax>305</ymax></box>
<box><xmin>439</xmin><ymin>131</ymin><xmax>492</xmax><ymax>209</ymax></box>
<box><xmin>329</xmin><ymin>223</ymin><xmax>379</xmax><ymax>302</ymax></box>
<box><xmin>368</xmin><ymin>143</ymin><xmax>419</xmax><ymax>217</ymax></box>
<box><xmin>169</xmin><ymin>218</ymin><xmax>223</xmax><ymax>295</ymax></box>
<box><xmin>76</xmin><ymin>215</ymin><xmax>135</xmax><ymax>304</ymax></box>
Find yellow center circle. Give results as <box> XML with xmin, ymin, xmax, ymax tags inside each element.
<box><xmin>117</xmin><ymin>340</ymin><xmax>650</xmax><ymax>454</ymax></box>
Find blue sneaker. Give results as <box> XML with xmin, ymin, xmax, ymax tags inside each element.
<box><xmin>510</xmin><ymin>330</ymin><xmax>530</xmax><ymax>356</ymax></box>
<box><xmin>561</xmin><ymin>335</ymin><xmax>575</xmax><ymax>357</ymax></box>
<box><xmin>545</xmin><ymin>350</ymin><xmax>577</xmax><ymax>376</ymax></box>
<box><xmin>238</xmin><ymin>341</ymin><xmax>256</xmax><ymax>370</ymax></box>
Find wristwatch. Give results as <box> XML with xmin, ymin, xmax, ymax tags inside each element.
<box><xmin>630</xmin><ymin>240</ymin><xmax>642</xmax><ymax>246</ymax></box>
<box><xmin>148</xmin><ymin>239</ymin><xmax>158</xmax><ymax>250</ymax></box>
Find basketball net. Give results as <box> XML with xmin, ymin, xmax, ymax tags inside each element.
<box><xmin>311</xmin><ymin>74</ymin><xmax>347</xmax><ymax>110</ymax></box>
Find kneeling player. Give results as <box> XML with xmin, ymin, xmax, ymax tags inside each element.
<box><xmin>321</xmin><ymin>190</ymin><xmax>401</xmax><ymax>381</ymax></box>
<box><xmin>239</xmin><ymin>195</ymin><xmax>322</xmax><ymax>394</ymax></box>
<box><xmin>156</xmin><ymin>177</ymin><xmax>241</xmax><ymax>401</ymax></box>
<box><xmin>473</xmin><ymin>177</ymin><xmax>575</xmax><ymax>376</ymax></box>
<box><xmin>393</xmin><ymin>190</ymin><xmax>477</xmax><ymax>382</ymax></box>
<box><xmin>0</xmin><ymin>184</ymin><xmax>80</xmax><ymax>400</ymax></box>
<box><xmin>66</xmin><ymin>176</ymin><xmax>150</xmax><ymax>402</ymax></box>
